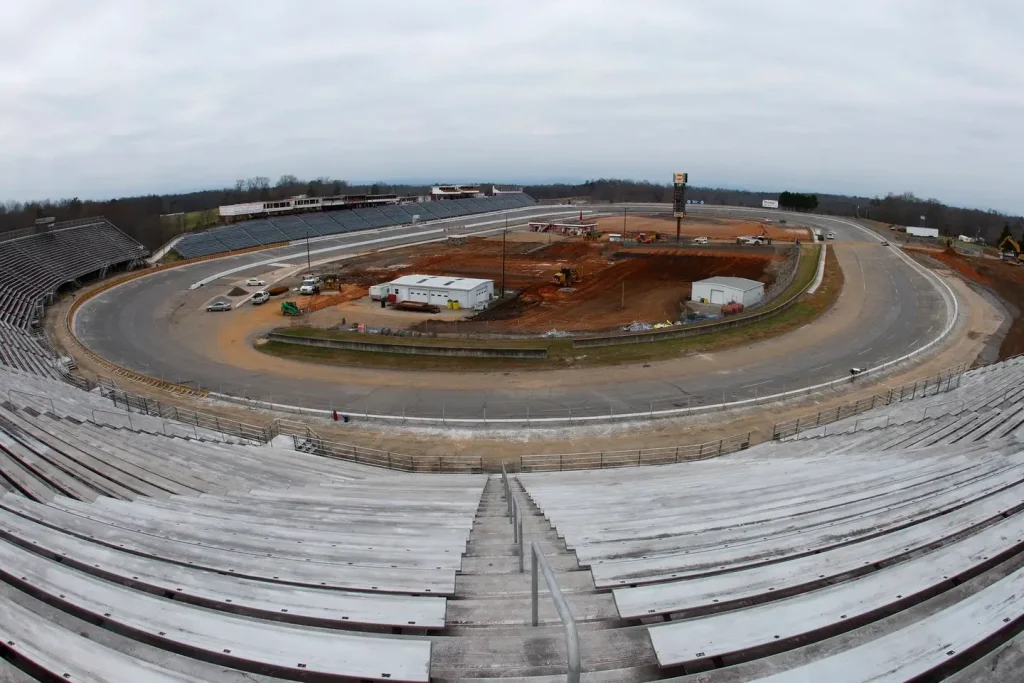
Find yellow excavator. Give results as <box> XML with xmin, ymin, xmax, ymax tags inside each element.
<box><xmin>552</xmin><ymin>267</ymin><xmax>582</xmax><ymax>287</ymax></box>
<box><xmin>1000</xmin><ymin>235</ymin><xmax>1021</xmax><ymax>263</ymax></box>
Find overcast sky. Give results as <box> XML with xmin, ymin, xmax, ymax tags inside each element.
<box><xmin>2</xmin><ymin>1</ymin><xmax>1023</xmax><ymax>213</ymax></box>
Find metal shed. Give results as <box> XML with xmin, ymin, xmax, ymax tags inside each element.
<box><xmin>385</xmin><ymin>274</ymin><xmax>494</xmax><ymax>309</ymax></box>
<box><xmin>691</xmin><ymin>276</ymin><xmax>765</xmax><ymax>307</ymax></box>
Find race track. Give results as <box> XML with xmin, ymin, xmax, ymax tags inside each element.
<box><xmin>74</xmin><ymin>206</ymin><xmax>955</xmax><ymax>422</ymax></box>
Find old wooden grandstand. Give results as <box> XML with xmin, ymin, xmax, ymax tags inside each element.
<box><xmin>2</xmin><ymin>267</ymin><xmax>1024</xmax><ymax>679</ymax></box>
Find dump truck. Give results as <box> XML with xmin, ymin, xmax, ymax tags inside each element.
<box><xmin>281</xmin><ymin>301</ymin><xmax>301</xmax><ymax>316</ymax></box>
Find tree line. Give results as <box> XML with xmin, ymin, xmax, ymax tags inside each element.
<box><xmin>2</xmin><ymin>176</ymin><xmax>1022</xmax><ymax>251</ymax></box>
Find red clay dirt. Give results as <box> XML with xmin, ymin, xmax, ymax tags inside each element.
<box><xmin>318</xmin><ymin>238</ymin><xmax>780</xmax><ymax>334</ymax></box>
<box><xmin>907</xmin><ymin>246</ymin><xmax>1024</xmax><ymax>358</ymax></box>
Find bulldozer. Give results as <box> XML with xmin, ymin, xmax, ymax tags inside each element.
<box><xmin>551</xmin><ymin>267</ymin><xmax>582</xmax><ymax>287</ymax></box>
<box><xmin>1000</xmin><ymin>235</ymin><xmax>1021</xmax><ymax>264</ymax></box>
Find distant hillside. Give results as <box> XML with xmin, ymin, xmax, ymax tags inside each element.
<box><xmin>2</xmin><ymin>176</ymin><xmax>1020</xmax><ymax>250</ymax></box>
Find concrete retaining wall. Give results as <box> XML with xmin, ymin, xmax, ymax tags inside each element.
<box><xmin>267</xmin><ymin>332</ymin><xmax>548</xmax><ymax>359</ymax></box>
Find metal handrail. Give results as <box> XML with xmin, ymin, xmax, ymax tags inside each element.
<box><xmin>502</xmin><ymin>464</ymin><xmax>525</xmax><ymax>572</ymax></box>
<box><xmin>8</xmin><ymin>389</ymin><xmax>55</xmax><ymax>414</ymax></box>
<box><xmin>91</xmin><ymin>408</ymin><xmax>133</xmax><ymax>430</ymax></box>
<box><xmin>531</xmin><ymin>541</ymin><xmax>581</xmax><ymax>683</ymax></box>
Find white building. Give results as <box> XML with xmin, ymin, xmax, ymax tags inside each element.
<box><xmin>385</xmin><ymin>274</ymin><xmax>494</xmax><ymax>309</ymax></box>
<box><xmin>906</xmin><ymin>227</ymin><xmax>939</xmax><ymax>238</ymax></box>
<box><xmin>691</xmin><ymin>276</ymin><xmax>765</xmax><ymax>307</ymax></box>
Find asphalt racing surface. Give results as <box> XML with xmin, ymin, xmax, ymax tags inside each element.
<box><xmin>75</xmin><ymin>206</ymin><xmax>954</xmax><ymax>422</ymax></box>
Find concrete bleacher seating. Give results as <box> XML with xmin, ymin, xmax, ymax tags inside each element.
<box><xmin>174</xmin><ymin>194</ymin><xmax>536</xmax><ymax>259</ymax></box>
<box><xmin>0</xmin><ymin>218</ymin><xmax>145</xmax><ymax>328</ymax></box>
<box><xmin>8</xmin><ymin>287</ymin><xmax>1024</xmax><ymax>679</ymax></box>
<box><xmin>0</xmin><ymin>322</ymin><xmax>63</xmax><ymax>380</ymax></box>
<box><xmin>509</xmin><ymin>356</ymin><xmax>1024</xmax><ymax>679</ymax></box>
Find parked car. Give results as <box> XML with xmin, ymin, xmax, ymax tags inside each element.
<box><xmin>206</xmin><ymin>301</ymin><xmax>232</xmax><ymax>312</ymax></box>
<box><xmin>880</xmin><ymin>240</ymin><xmax>889</xmax><ymax>246</ymax></box>
<box><xmin>246</xmin><ymin>278</ymin><xmax>266</xmax><ymax>287</ymax></box>
<box><xmin>826</xmin><ymin>231</ymin><xmax>836</xmax><ymax>240</ymax></box>
<box><xmin>693</xmin><ymin>236</ymin><xmax>709</xmax><ymax>245</ymax></box>
<box><xmin>251</xmin><ymin>290</ymin><xmax>271</xmax><ymax>305</ymax></box>
<box><xmin>299</xmin><ymin>283</ymin><xmax>320</xmax><ymax>295</ymax></box>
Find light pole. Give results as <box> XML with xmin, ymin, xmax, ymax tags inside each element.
<box><xmin>623</xmin><ymin>207</ymin><xmax>627</xmax><ymax>239</ymax></box>
<box><xmin>501</xmin><ymin>215</ymin><xmax>507</xmax><ymax>298</ymax></box>
<box><xmin>306</xmin><ymin>232</ymin><xmax>311</xmax><ymax>270</ymax></box>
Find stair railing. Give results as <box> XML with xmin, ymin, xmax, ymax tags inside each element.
<box><xmin>531</xmin><ymin>541</ymin><xmax>581</xmax><ymax>683</ymax></box>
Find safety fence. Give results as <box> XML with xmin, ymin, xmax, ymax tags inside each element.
<box><xmin>104</xmin><ymin>388</ymin><xmax>268</xmax><ymax>444</ymax></box>
<box><xmin>289</xmin><ymin>433</ymin><xmax>483</xmax><ymax>473</ymax></box>
<box><xmin>517</xmin><ymin>432</ymin><xmax>752</xmax><ymax>472</ymax></box>
<box><xmin>771</xmin><ymin>363</ymin><xmax>968</xmax><ymax>440</ymax></box>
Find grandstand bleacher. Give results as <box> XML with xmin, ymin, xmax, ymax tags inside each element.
<box><xmin>0</xmin><ymin>218</ymin><xmax>146</xmax><ymax>329</ymax></box>
<box><xmin>173</xmin><ymin>193</ymin><xmax>536</xmax><ymax>258</ymax></box>
<box><xmin>5</xmin><ymin>301</ymin><xmax>1024</xmax><ymax>679</ymax></box>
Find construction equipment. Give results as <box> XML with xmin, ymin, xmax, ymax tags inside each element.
<box><xmin>999</xmin><ymin>236</ymin><xmax>1021</xmax><ymax>262</ymax></box>
<box><xmin>551</xmin><ymin>267</ymin><xmax>582</xmax><ymax>287</ymax></box>
<box><xmin>758</xmin><ymin>225</ymin><xmax>774</xmax><ymax>244</ymax></box>
<box><xmin>635</xmin><ymin>232</ymin><xmax>664</xmax><ymax>244</ymax></box>
<box><xmin>281</xmin><ymin>301</ymin><xmax>301</xmax><ymax>316</ymax></box>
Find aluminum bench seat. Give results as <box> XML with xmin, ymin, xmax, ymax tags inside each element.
<box><xmin>0</xmin><ymin>497</ymin><xmax>456</xmax><ymax>595</ymax></box>
<box><xmin>615</xmin><ymin>483</ymin><xmax>1024</xmax><ymax>619</ymax></box>
<box><xmin>0</xmin><ymin>539</ymin><xmax>431</xmax><ymax>682</ymax></box>
<box><xmin>0</xmin><ymin>509</ymin><xmax>448</xmax><ymax>629</ymax></box>
<box><xmin>746</xmin><ymin>563</ymin><xmax>1024</xmax><ymax>682</ymax></box>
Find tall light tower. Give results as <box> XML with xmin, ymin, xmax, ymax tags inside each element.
<box><xmin>672</xmin><ymin>172</ymin><xmax>688</xmax><ymax>243</ymax></box>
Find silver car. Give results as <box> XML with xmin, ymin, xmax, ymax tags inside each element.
<box><xmin>206</xmin><ymin>301</ymin><xmax>232</xmax><ymax>312</ymax></box>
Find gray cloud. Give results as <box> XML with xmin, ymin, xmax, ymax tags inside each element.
<box><xmin>1</xmin><ymin>0</ymin><xmax>1023</xmax><ymax>212</ymax></box>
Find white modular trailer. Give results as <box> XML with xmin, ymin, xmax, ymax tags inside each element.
<box><xmin>386</xmin><ymin>274</ymin><xmax>494</xmax><ymax>309</ymax></box>
<box><xmin>691</xmin><ymin>276</ymin><xmax>765</xmax><ymax>307</ymax></box>
<box><xmin>906</xmin><ymin>227</ymin><xmax>940</xmax><ymax>238</ymax></box>
<box><xmin>762</xmin><ymin>199</ymin><xmax>780</xmax><ymax>209</ymax></box>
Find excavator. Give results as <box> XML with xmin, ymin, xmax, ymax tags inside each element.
<box><xmin>1000</xmin><ymin>235</ymin><xmax>1021</xmax><ymax>264</ymax></box>
<box><xmin>552</xmin><ymin>267</ymin><xmax>582</xmax><ymax>287</ymax></box>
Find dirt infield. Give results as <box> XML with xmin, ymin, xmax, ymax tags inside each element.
<box><xmin>311</xmin><ymin>237</ymin><xmax>781</xmax><ymax>333</ymax></box>
<box><xmin>599</xmin><ymin>214</ymin><xmax>814</xmax><ymax>242</ymax></box>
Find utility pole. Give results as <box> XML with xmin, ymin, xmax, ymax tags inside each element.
<box><xmin>623</xmin><ymin>207</ymin><xmax>627</xmax><ymax>239</ymax></box>
<box><xmin>306</xmin><ymin>232</ymin><xmax>311</xmax><ymax>270</ymax></box>
<box><xmin>501</xmin><ymin>215</ymin><xmax>507</xmax><ymax>298</ymax></box>
<box><xmin>621</xmin><ymin>280</ymin><xmax>625</xmax><ymax>310</ymax></box>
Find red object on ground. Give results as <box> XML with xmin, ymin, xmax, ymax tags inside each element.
<box><xmin>721</xmin><ymin>302</ymin><xmax>745</xmax><ymax>316</ymax></box>
<box><xmin>333</xmin><ymin>410</ymin><xmax>339</xmax><ymax>421</ymax></box>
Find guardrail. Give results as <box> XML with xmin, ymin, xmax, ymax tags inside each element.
<box><xmin>771</xmin><ymin>363</ymin><xmax>968</xmax><ymax>440</ymax></box>
<box><xmin>518</xmin><ymin>432</ymin><xmax>752</xmax><ymax>472</ymax></box>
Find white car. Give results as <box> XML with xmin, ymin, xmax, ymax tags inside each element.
<box><xmin>826</xmin><ymin>231</ymin><xmax>836</xmax><ymax>240</ymax></box>
<box><xmin>246</xmin><ymin>278</ymin><xmax>266</xmax><ymax>287</ymax></box>
<box><xmin>299</xmin><ymin>284</ymin><xmax>319</xmax><ymax>295</ymax></box>
<box><xmin>251</xmin><ymin>290</ymin><xmax>271</xmax><ymax>304</ymax></box>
